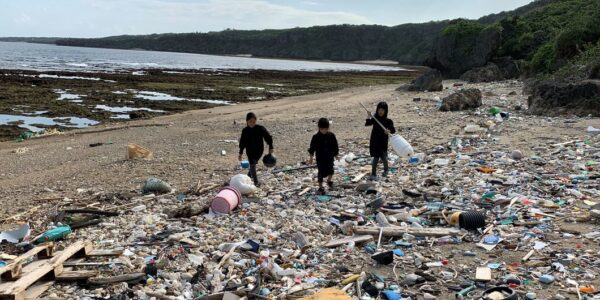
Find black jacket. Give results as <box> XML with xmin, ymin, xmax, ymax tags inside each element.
<box><xmin>308</xmin><ymin>132</ymin><xmax>339</xmax><ymax>162</ymax></box>
<box><xmin>239</xmin><ymin>125</ymin><xmax>273</xmax><ymax>161</ymax></box>
<box><xmin>366</xmin><ymin>103</ymin><xmax>396</xmax><ymax>157</ymax></box>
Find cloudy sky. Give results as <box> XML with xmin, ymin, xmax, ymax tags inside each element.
<box><xmin>1</xmin><ymin>0</ymin><xmax>533</xmax><ymax>38</ymax></box>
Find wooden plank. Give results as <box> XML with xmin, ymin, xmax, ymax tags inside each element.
<box><xmin>475</xmin><ymin>267</ymin><xmax>492</xmax><ymax>282</ymax></box>
<box><xmin>0</xmin><ymin>241</ymin><xmax>89</xmax><ymax>298</ymax></box>
<box><xmin>352</xmin><ymin>172</ymin><xmax>368</xmax><ymax>183</ymax></box>
<box><xmin>24</xmin><ymin>281</ymin><xmax>54</xmax><ymax>300</ymax></box>
<box><xmin>62</xmin><ymin>261</ymin><xmax>121</xmax><ymax>267</ymax></box>
<box><xmin>0</xmin><ymin>244</ymin><xmax>54</xmax><ymax>280</ymax></box>
<box><xmin>324</xmin><ymin>235</ymin><xmax>373</xmax><ymax>248</ymax></box>
<box><xmin>298</xmin><ymin>187</ymin><xmax>311</xmax><ymax>196</ymax></box>
<box><xmin>56</xmin><ymin>271</ymin><xmax>98</xmax><ymax>281</ymax></box>
<box><xmin>354</xmin><ymin>226</ymin><xmax>460</xmax><ymax>237</ymax></box>
<box><xmin>88</xmin><ymin>273</ymin><xmax>145</xmax><ymax>285</ymax></box>
<box><xmin>86</xmin><ymin>249</ymin><xmax>123</xmax><ymax>257</ymax></box>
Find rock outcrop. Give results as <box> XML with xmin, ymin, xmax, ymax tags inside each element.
<box><xmin>459</xmin><ymin>63</ymin><xmax>504</xmax><ymax>83</ymax></box>
<box><xmin>527</xmin><ymin>82</ymin><xmax>600</xmax><ymax>117</ymax></box>
<box><xmin>426</xmin><ymin>25</ymin><xmax>501</xmax><ymax>78</ymax></box>
<box><xmin>397</xmin><ymin>69</ymin><xmax>443</xmax><ymax>91</ymax></box>
<box><xmin>439</xmin><ymin>89</ymin><xmax>482</xmax><ymax>111</ymax></box>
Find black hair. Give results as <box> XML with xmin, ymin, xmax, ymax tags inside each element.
<box><xmin>246</xmin><ymin>112</ymin><xmax>257</xmax><ymax>121</ymax></box>
<box><xmin>317</xmin><ymin>117</ymin><xmax>330</xmax><ymax>129</ymax></box>
<box><xmin>376</xmin><ymin>102</ymin><xmax>388</xmax><ymax>119</ymax></box>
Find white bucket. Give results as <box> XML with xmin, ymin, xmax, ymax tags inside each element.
<box><xmin>390</xmin><ymin>134</ymin><xmax>414</xmax><ymax>157</ymax></box>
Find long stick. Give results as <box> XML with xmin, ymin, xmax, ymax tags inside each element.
<box><xmin>360</xmin><ymin>103</ymin><xmax>387</xmax><ymax>131</ymax></box>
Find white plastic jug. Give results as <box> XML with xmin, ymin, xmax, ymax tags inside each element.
<box><xmin>390</xmin><ymin>134</ymin><xmax>414</xmax><ymax>157</ymax></box>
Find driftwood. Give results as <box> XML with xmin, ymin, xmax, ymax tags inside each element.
<box><xmin>353</xmin><ymin>226</ymin><xmax>460</xmax><ymax>237</ymax></box>
<box><xmin>167</xmin><ymin>200</ymin><xmax>212</xmax><ymax>218</ymax></box>
<box><xmin>324</xmin><ymin>235</ymin><xmax>374</xmax><ymax>248</ymax></box>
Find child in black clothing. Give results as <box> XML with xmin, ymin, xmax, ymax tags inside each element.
<box><xmin>365</xmin><ymin>101</ymin><xmax>396</xmax><ymax>180</ymax></box>
<box><xmin>239</xmin><ymin>112</ymin><xmax>274</xmax><ymax>186</ymax></box>
<box><xmin>308</xmin><ymin>118</ymin><xmax>339</xmax><ymax>195</ymax></box>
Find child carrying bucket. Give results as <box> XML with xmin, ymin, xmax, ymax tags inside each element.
<box><xmin>239</xmin><ymin>112</ymin><xmax>274</xmax><ymax>186</ymax></box>
<box><xmin>365</xmin><ymin>101</ymin><xmax>396</xmax><ymax>180</ymax></box>
<box><xmin>308</xmin><ymin>118</ymin><xmax>339</xmax><ymax>195</ymax></box>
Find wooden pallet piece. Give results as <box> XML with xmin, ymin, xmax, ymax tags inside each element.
<box><xmin>23</xmin><ymin>281</ymin><xmax>54</xmax><ymax>300</ymax></box>
<box><xmin>0</xmin><ymin>244</ymin><xmax>54</xmax><ymax>281</ymax></box>
<box><xmin>0</xmin><ymin>241</ymin><xmax>90</xmax><ymax>300</ymax></box>
<box><xmin>86</xmin><ymin>249</ymin><xmax>123</xmax><ymax>257</ymax></box>
<box><xmin>56</xmin><ymin>271</ymin><xmax>98</xmax><ymax>282</ymax></box>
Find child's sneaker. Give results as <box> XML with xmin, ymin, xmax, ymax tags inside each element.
<box><xmin>382</xmin><ymin>171</ymin><xmax>389</xmax><ymax>178</ymax></box>
<box><xmin>327</xmin><ymin>181</ymin><xmax>334</xmax><ymax>189</ymax></box>
<box><xmin>318</xmin><ymin>187</ymin><xmax>326</xmax><ymax>195</ymax></box>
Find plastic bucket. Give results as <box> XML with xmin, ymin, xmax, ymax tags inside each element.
<box><xmin>458</xmin><ymin>211</ymin><xmax>486</xmax><ymax>230</ymax></box>
<box><xmin>390</xmin><ymin>134</ymin><xmax>414</xmax><ymax>157</ymax></box>
<box><xmin>211</xmin><ymin>187</ymin><xmax>242</xmax><ymax>214</ymax></box>
<box><xmin>240</xmin><ymin>160</ymin><xmax>250</xmax><ymax>169</ymax></box>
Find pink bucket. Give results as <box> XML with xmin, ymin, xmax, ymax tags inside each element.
<box><xmin>211</xmin><ymin>187</ymin><xmax>242</xmax><ymax>214</ymax></box>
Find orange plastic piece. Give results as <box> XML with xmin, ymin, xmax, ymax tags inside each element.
<box><xmin>477</xmin><ymin>167</ymin><xmax>497</xmax><ymax>173</ymax></box>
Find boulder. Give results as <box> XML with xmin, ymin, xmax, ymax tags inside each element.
<box><xmin>439</xmin><ymin>89</ymin><xmax>482</xmax><ymax>112</ymax></box>
<box><xmin>397</xmin><ymin>69</ymin><xmax>443</xmax><ymax>92</ymax></box>
<box><xmin>492</xmin><ymin>56</ymin><xmax>521</xmax><ymax>79</ymax></box>
<box><xmin>527</xmin><ymin>82</ymin><xmax>600</xmax><ymax>117</ymax></box>
<box><xmin>460</xmin><ymin>63</ymin><xmax>504</xmax><ymax>83</ymax></box>
<box><xmin>129</xmin><ymin>111</ymin><xmax>152</xmax><ymax>120</ymax></box>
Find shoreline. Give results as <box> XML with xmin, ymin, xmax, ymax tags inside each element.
<box><xmin>0</xmin><ymin>68</ymin><xmax>417</xmax><ymax>141</ymax></box>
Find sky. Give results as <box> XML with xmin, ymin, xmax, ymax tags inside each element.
<box><xmin>0</xmin><ymin>0</ymin><xmax>533</xmax><ymax>38</ymax></box>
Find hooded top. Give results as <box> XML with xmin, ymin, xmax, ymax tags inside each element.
<box><xmin>239</xmin><ymin>124</ymin><xmax>273</xmax><ymax>161</ymax></box>
<box><xmin>365</xmin><ymin>102</ymin><xmax>396</xmax><ymax>157</ymax></box>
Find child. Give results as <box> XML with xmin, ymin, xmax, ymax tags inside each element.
<box><xmin>239</xmin><ymin>112</ymin><xmax>274</xmax><ymax>186</ymax></box>
<box><xmin>308</xmin><ymin>118</ymin><xmax>339</xmax><ymax>195</ymax></box>
<box><xmin>365</xmin><ymin>101</ymin><xmax>396</xmax><ymax>180</ymax></box>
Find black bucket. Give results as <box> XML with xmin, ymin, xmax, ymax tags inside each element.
<box><xmin>371</xmin><ymin>251</ymin><xmax>394</xmax><ymax>265</ymax></box>
<box><xmin>458</xmin><ymin>211</ymin><xmax>486</xmax><ymax>230</ymax></box>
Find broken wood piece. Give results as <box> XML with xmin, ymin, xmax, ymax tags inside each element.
<box><xmin>62</xmin><ymin>261</ymin><xmax>122</xmax><ymax>267</ymax></box>
<box><xmin>522</xmin><ymin>249</ymin><xmax>535</xmax><ymax>261</ymax></box>
<box><xmin>56</xmin><ymin>270</ymin><xmax>99</xmax><ymax>281</ymax></box>
<box><xmin>195</xmin><ymin>183</ymin><xmax>220</xmax><ymax>195</ymax></box>
<box><xmin>62</xmin><ymin>209</ymin><xmax>119</xmax><ymax>216</ymax></box>
<box><xmin>475</xmin><ymin>267</ymin><xmax>492</xmax><ymax>281</ymax></box>
<box><xmin>86</xmin><ymin>249</ymin><xmax>124</xmax><ymax>257</ymax></box>
<box><xmin>127</xmin><ymin>143</ymin><xmax>153</xmax><ymax>160</ymax></box>
<box><xmin>324</xmin><ymin>235</ymin><xmax>373</xmax><ymax>248</ymax></box>
<box><xmin>352</xmin><ymin>172</ymin><xmax>368</xmax><ymax>183</ymax></box>
<box><xmin>298</xmin><ymin>187</ymin><xmax>311</xmax><ymax>196</ymax></box>
<box><xmin>353</xmin><ymin>226</ymin><xmax>460</xmax><ymax>237</ymax></box>
<box><xmin>88</xmin><ymin>273</ymin><xmax>145</xmax><ymax>285</ymax></box>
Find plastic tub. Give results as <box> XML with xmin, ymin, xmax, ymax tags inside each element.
<box><xmin>211</xmin><ymin>187</ymin><xmax>242</xmax><ymax>214</ymax></box>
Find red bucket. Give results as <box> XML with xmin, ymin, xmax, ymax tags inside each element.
<box><xmin>211</xmin><ymin>187</ymin><xmax>242</xmax><ymax>214</ymax></box>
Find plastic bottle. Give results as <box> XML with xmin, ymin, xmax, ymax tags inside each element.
<box><xmin>33</xmin><ymin>225</ymin><xmax>72</xmax><ymax>244</ymax></box>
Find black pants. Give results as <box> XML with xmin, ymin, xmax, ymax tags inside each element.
<box><xmin>247</xmin><ymin>158</ymin><xmax>259</xmax><ymax>184</ymax></box>
<box><xmin>372</xmin><ymin>152</ymin><xmax>389</xmax><ymax>175</ymax></box>
<box><xmin>317</xmin><ymin>160</ymin><xmax>334</xmax><ymax>183</ymax></box>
